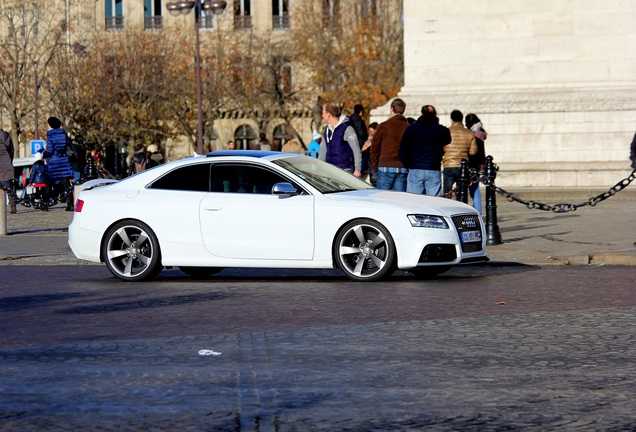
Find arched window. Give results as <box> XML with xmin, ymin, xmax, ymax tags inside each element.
<box><xmin>234</xmin><ymin>125</ymin><xmax>257</xmax><ymax>150</ymax></box>
<box><xmin>272</xmin><ymin>124</ymin><xmax>298</xmax><ymax>152</ymax></box>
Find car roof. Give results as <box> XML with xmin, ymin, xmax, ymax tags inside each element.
<box><xmin>205</xmin><ymin>150</ymin><xmax>284</xmax><ymax>158</ymax></box>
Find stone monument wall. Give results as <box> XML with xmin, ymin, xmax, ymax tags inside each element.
<box><xmin>372</xmin><ymin>0</ymin><xmax>636</xmax><ymax>188</ymax></box>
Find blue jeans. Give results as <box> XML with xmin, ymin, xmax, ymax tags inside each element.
<box><xmin>376</xmin><ymin>170</ymin><xmax>407</xmax><ymax>191</ymax></box>
<box><xmin>406</xmin><ymin>169</ymin><xmax>441</xmax><ymax>196</ymax></box>
<box><xmin>469</xmin><ymin>182</ymin><xmax>482</xmax><ymax>214</ymax></box>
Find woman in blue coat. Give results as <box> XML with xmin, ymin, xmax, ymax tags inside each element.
<box><xmin>42</xmin><ymin>117</ymin><xmax>75</xmax><ymax>211</ymax></box>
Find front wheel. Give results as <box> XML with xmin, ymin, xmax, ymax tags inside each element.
<box><xmin>102</xmin><ymin>220</ymin><xmax>162</xmax><ymax>282</ymax></box>
<box><xmin>334</xmin><ymin>219</ymin><xmax>396</xmax><ymax>282</ymax></box>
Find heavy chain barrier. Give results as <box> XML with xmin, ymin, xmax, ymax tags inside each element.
<box><xmin>478</xmin><ymin>166</ymin><xmax>636</xmax><ymax>213</ymax></box>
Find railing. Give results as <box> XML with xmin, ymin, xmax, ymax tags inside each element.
<box><xmin>234</xmin><ymin>15</ymin><xmax>252</xmax><ymax>30</ymax></box>
<box><xmin>450</xmin><ymin>156</ymin><xmax>636</xmax><ymax>245</ymax></box>
<box><xmin>273</xmin><ymin>15</ymin><xmax>291</xmax><ymax>29</ymax></box>
<box><xmin>105</xmin><ymin>16</ymin><xmax>125</xmax><ymax>31</ymax></box>
<box><xmin>144</xmin><ymin>16</ymin><xmax>163</xmax><ymax>30</ymax></box>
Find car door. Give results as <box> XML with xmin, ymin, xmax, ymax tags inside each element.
<box><xmin>200</xmin><ymin>163</ymin><xmax>315</xmax><ymax>260</ymax></box>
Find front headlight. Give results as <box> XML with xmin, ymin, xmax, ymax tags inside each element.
<box><xmin>408</xmin><ymin>214</ymin><xmax>449</xmax><ymax>229</ymax></box>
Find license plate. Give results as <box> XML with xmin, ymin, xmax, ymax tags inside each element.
<box><xmin>461</xmin><ymin>230</ymin><xmax>482</xmax><ymax>243</ymax></box>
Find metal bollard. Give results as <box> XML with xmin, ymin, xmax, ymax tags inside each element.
<box><xmin>456</xmin><ymin>159</ymin><xmax>469</xmax><ymax>204</ymax></box>
<box><xmin>484</xmin><ymin>155</ymin><xmax>503</xmax><ymax>245</ymax></box>
<box><xmin>0</xmin><ymin>190</ymin><xmax>7</xmax><ymax>236</ymax></box>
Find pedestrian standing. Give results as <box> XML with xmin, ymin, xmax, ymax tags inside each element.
<box><xmin>630</xmin><ymin>131</ymin><xmax>636</xmax><ymax>170</ymax></box>
<box><xmin>363</xmin><ymin>122</ymin><xmax>378</xmax><ymax>186</ymax></box>
<box><xmin>370</xmin><ymin>98</ymin><xmax>409</xmax><ymax>191</ymax></box>
<box><xmin>399</xmin><ymin>105</ymin><xmax>451</xmax><ymax>196</ymax></box>
<box><xmin>465</xmin><ymin>113</ymin><xmax>487</xmax><ymax>213</ymax></box>
<box><xmin>442</xmin><ymin>110</ymin><xmax>477</xmax><ymax>197</ymax></box>
<box><xmin>29</xmin><ymin>152</ymin><xmax>49</xmax><ymax>211</ymax></box>
<box><xmin>0</xmin><ymin>128</ymin><xmax>17</xmax><ymax>214</ymax></box>
<box><xmin>307</xmin><ymin>131</ymin><xmax>322</xmax><ymax>158</ymax></box>
<box><xmin>349</xmin><ymin>104</ymin><xmax>369</xmax><ymax>178</ymax></box>
<box><xmin>318</xmin><ymin>103</ymin><xmax>362</xmax><ymax>177</ymax></box>
<box><xmin>258</xmin><ymin>132</ymin><xmax>272</xmax><ymax>151</ymax></box>
<box><xmin>42</xmin><ymin>117</ymin><xmax>75</xmax><ymax>211</ymax></box>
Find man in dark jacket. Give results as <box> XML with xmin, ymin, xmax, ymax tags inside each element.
<box><xmin>399</xmin><ymin>105</ymin><xmax>451</xmax><ymax>196</ymax></box>
<box><xmin>0</xmin><ymin>128</ymin><xmax>17</xmax><ymax>214</ymax></box>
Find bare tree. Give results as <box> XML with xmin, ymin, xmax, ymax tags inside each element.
<box><xmin>289</xmin><ymin>0</ymin><xmax>403</xmax><ymax>115</ymax></box>
<box><xmin>0</xmin><ymin>1</ymin><xmax>64</xmax><ymax>157</ymax></box>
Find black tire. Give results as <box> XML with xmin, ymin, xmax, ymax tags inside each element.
<box><xmin>102</xmin><ymin>220</ymin><xmax>162</xmax><ymax>281</ymax></box>
<box><xmin>333</xmin><ymin>218</ymin><xmax>396</xmax><ymax>282</ymax></box>
<box><xmin>179</xmin><ymin>266</ymin><xmax>224</xmax><ymax>278</ymax></box>
<box><xmin>408</xmin><ymin>266</ymin><xmax>451</xmax><ymax>279</ymax></box>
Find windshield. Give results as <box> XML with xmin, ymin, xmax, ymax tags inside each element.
<box><xmin>273</xmin><ymin>156</ymin><xmax>374</xmax><ymax>194</ymax></box>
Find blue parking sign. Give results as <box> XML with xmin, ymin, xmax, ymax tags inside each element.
<box><xmin>30</xmin><ymin>140</ymin><xmax>45</xmax><ymax>155</ymax></box>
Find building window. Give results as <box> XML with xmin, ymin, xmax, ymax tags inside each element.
<box><xmin>193</xmin><ymin>4</ymin><xmax>215</xmax><ymax>30</ymax></box>
<box><xmin>233</xmin><ymin>0</ymin><xmax>252</xmax><ymax>30</ymax></box>
<box><xmin>274</xmin><ymin>57</ymin><xmax>293</xmax><ymax>97</ymax></box>
<box><xmin>7</xmin><ymin>4</ymin><xmax>40</xmax><ymax>39</ymax></box>
<box><xmin>144</xmin><ymin>0</ymin><xmax>163</xmax><ymax>30</ymax></box>
<box><xmin>105</xmin><ymin>0</ymin><xmax>124</xmax><ymax>31</ymax></box>
<box><xmin>322</xmin><ymin>0</ymin><xmax>339</xmax><ymax>29</ymax></box>
<box><xmin>230</xmin><ymin>55</ymin><xmax>253</xmax><ymax>87</ymax></box>
<box><xmin>272</xmin><ymin>0</ymin><xmax>290</xmax><ymax>29</ymax></box>
<box><xmin>234</xmin><ymin>124</ymin><xmax>257</xmax><ymax>150</ymax></box>
<box><xmin>361</xmin><ymin>0</ymin><xmax>381</xmax><ymax>18</ymax></box>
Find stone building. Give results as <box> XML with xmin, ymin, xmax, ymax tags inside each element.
<box><xmin>1</xmin><ymin>0</ymin><xmax>402</xmax><ymax>161</ymax></box>
<box><xmin>373</xmin><ymin>0</ymin><xmax>636</xmax><ymax>189</ymax></box>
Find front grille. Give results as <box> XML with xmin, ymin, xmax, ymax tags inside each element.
<box><xmin>451</xmin><ymin>214</ymin><xmax>484</xmax><ymax>253</ymax></box>
<box><xmin>419</xmin><ymin>244</ymin><xmax>457</xmax><ymax>263</ymax></box>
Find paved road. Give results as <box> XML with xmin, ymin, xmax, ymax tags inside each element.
<box><xmin>1</xmin><ymin>189</ymin><xmax>635</xmax><ymax>430</ymax></box>
<box><xmin>1</xmin><ymin>264</ymin><xmax>635</xmax><ymax>431</ymax></box>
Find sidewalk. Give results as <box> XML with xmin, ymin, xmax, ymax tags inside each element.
<box><xmin>1</xmin><ymin>189</ymin><xmax>635</xmax><ymax>266</ymax></box>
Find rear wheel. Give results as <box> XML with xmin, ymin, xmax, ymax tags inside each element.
<box><xmin>179</xmin><ymin>266</ymin><xmax>224</xmax><ymax>279</ymax></box>
<box><xmin>102</xmin><ymin>220</ymin><xmax>162</xmax><ymax>282</ymax></box>
<box><xmin>334</xmin><ymin>219</ymin><xmax>396</xmax><ymax>282</ymax></box>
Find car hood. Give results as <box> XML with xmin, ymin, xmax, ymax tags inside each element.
<box><xmin>324</xmin><ymin>189</ymin><xmax>478</xmax><ymax>217</ymax></box>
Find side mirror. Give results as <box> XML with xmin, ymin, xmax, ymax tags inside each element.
<box><xmin>272</xmin><ymin>182</ymin><xmax>299</xmax><ymax>196</ymax></box>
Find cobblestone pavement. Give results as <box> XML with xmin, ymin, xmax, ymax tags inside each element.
<box><xmin>0</xmin><ymin>264</ymin><xmax>635</xmax><ymax>431</ymax></box>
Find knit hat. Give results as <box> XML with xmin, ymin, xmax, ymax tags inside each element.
<box><xmin>33</xmin><ymin>152</ymin><xmax>43</xmax><ymax>161</ymax></box>
<box><xmin>147</xmin><ymin>144</ymin><xmax>158</xmax><ymax>153</ymax></box>
<box><xmin>312</xmin><ymin>131</ymin><xmax>322</xmax><ymax>141</ymax></box>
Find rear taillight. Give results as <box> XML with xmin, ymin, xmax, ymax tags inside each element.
<box><xmin>75</xmin><ymin>199</ymin><xmax>84</xmax><ymax>212</ymax></box>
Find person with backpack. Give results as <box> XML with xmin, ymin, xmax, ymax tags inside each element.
<box><xmin>128</xmin><ymin>144</ymin><xmax>148</xmax><ymax>176</ymax></box>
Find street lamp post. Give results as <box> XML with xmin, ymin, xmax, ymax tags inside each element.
<box><xmin>166</xmin><ymin>0</ymin><xmax>227</xmax><ymax>155</ymax></box>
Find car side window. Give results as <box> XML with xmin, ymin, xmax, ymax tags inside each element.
<box><xmin>149</xmin><ymin>164</ymin><xmax>210</xmax><ymax>192</ymax></box>
<box><xmin>210</xmin><ymin>164</ymin><xmax>296</xmax><ymax>194</ymax></box>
